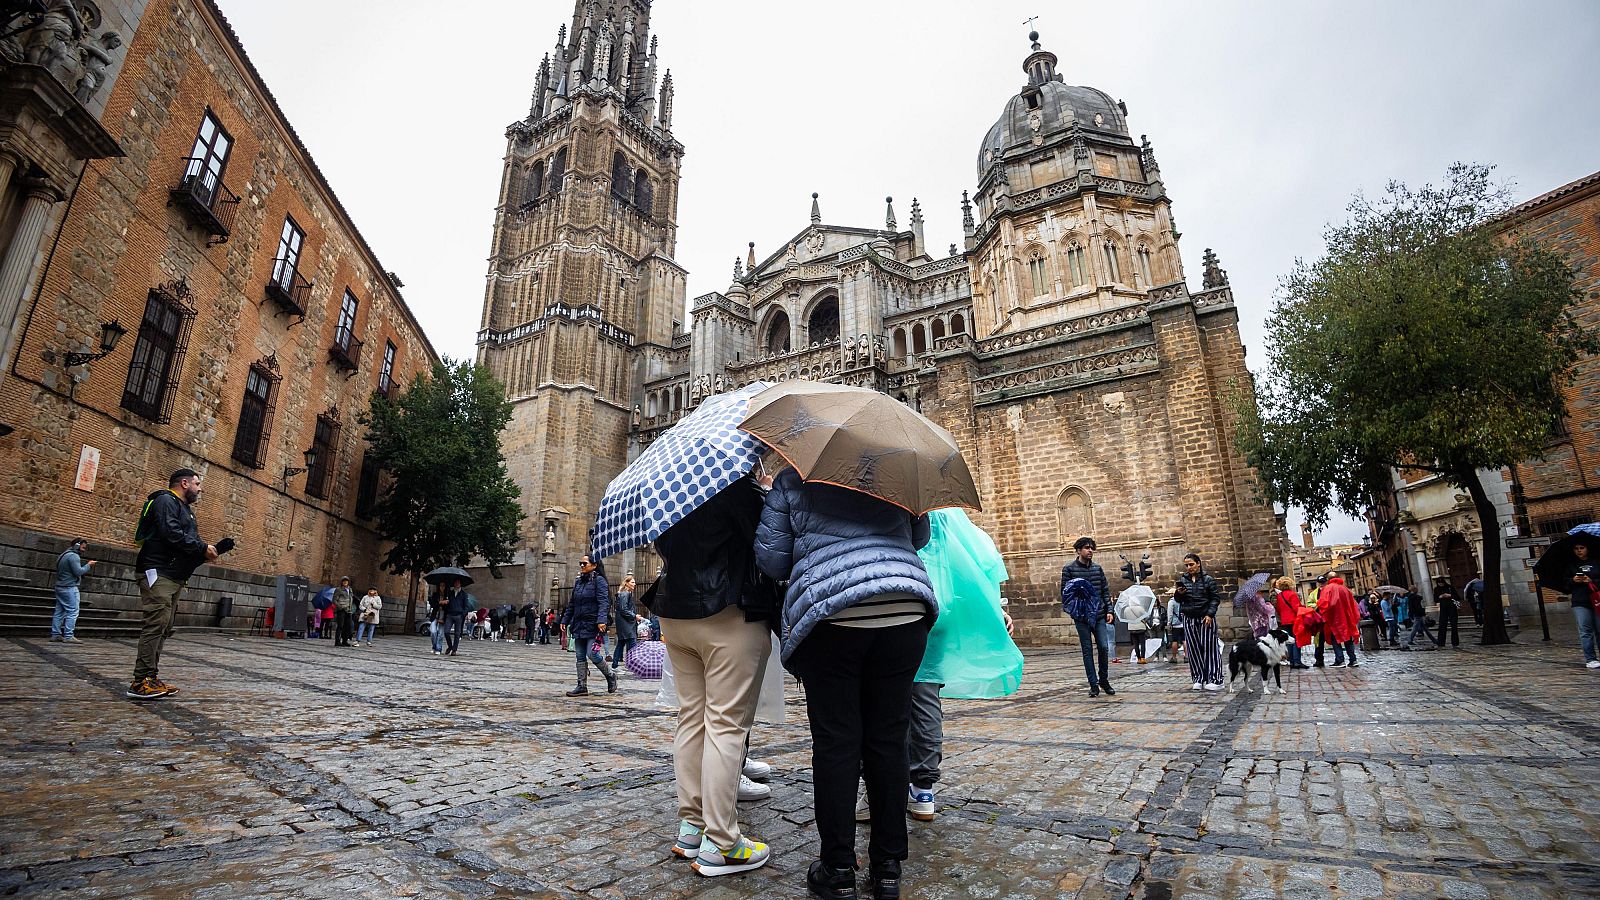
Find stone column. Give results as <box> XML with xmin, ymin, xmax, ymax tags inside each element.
<box><xmin>0</xmin><ymin>151</ymin><xmax>20</xmax><ymax>211</ymax></box>
<box><xmin>0</xmin><ymin>183</ymin><xmax>62</xmax><ymax>385</ymax></box>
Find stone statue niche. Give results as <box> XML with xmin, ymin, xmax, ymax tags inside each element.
<box><xmin>2</xmin><ymin>0</ymin><xmax>124</xmax><ymax>106</ymax></box>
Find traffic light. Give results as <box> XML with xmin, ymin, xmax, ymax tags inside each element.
<box><xmin>1120</xmin><ymin>560</ymin><xmax>1136</xmax><ymax>583</ymax></box>
<box><xmin>1138</xmin><ymin>557</ymin><xmax>1152</xmax><ymax>582</ymax></box>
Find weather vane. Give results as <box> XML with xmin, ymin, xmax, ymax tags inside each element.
<box><xmin>1023</xmin><ymin>15</ymin><xmax>1039</xmax><ymax>29</ymax></box>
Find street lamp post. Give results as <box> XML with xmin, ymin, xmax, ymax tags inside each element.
<box><xmin>282</xmin><ymin>447</ymin><xmax>318</xmax><ymax>550</ymax></box>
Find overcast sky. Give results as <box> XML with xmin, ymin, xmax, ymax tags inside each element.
<box><xmin>219</xmin><ymin>0</ymin><xmax>1600</xmax><ymax>544</ymax></box>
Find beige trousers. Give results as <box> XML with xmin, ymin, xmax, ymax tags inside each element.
<box><xmin>661</xmin><ymin>605</ymin><xmax>771</xmax><ymax>851</ymax></box>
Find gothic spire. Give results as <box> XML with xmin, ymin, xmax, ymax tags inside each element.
<box><xmin>810</xmin><ymin>192</ymin><xmax>821</xmax><ymax>224</ymax></box>
<box><xmin>531</xmin><ymin>54</ymin><xmax>551</xmax><ymax>118</ymax></box>
<box><xmin>910</xmin><ymin>198</ymin><xmax>925</xmax><ymax>256</ymax></box>
<box><xmin>1201</xmin><ymin>248</ymin><xmax>1229</xmax><ymax>289</ymax></box>
<box><xmin>1140</xmin><ymin>134</ymin><xmax>1161</xmax><ymax>180</ymax></box>
<box><xmin>885</xmin><ymin>196</ymin><xmax>896</xmax><ymax>231</ymax></box>
<box><xmin>658</xmin><ymin>69</ymin><xmax>675</xmax><ymax>131</ymax></box>
<box><xmin>961</xmin><ymin>190</ymin><xmax>976</xmax><ymax>250</ymax></box>
<box><xmin>747</xmin><ymin>241</ymin><xmax>757</xmax><ymax>270</ymax></box>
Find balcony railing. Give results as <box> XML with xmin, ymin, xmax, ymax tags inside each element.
<box><xmin>264</xmin><ymin>258</ymin><xmax>312</xmax><ymax>324</ymax></box>
<box><xmin>169</xmin><ymin>158</ymin><xmax>240</xmax><ymax>244</ymax></box>
<box><xmin>329</xmin><ymin>329</ymin><xmax>363</xmax><ymax>375</ymax></box>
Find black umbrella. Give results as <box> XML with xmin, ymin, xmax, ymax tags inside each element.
<box><xmin>424</xmin><ymin>566</ymin><xmax>473</xmax><ymax>586</ymax></box>
<box><xmin>1532</xmin><ymin>524</ymin><xmax>1600</xmax><ymax>583</ymax></box>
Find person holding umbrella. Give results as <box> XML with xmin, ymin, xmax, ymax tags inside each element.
<box><xmin>1534</xmin><ymin>525</ymin><xmax>1600</xmax><ymax>668</ymax></box>
<box><xmin>742</xmin><ymin>381</ymin><xmax>973</xmax><ymax>900</ymax></box>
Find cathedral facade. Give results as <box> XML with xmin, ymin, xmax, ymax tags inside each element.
<box><xmin>475</xmin><ymin>5</ymin><xmax>1282</xmax><ymax>639</ymax></box>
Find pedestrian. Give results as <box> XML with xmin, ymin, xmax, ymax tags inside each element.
<box><xmin>1061</xmin><ymin>536</ymin><xmax>1115</xmax><ymax>697</ymax></box>
<box><xmin>1464</xmin><ymin>575</ymin><xmax>1485</xmax><ymax>626</ymax></box>
<box><xmin>1394</xmin><ymin>586</ymin><xmax>1412</xmax><ymax>635</ymax></box>
<box><xmin>427</xmin><ymin>584</ymin><xmax>447</xmax><ymax>654</ymax></box>
<box><xmin>1167</xmin><ymin>592</ymin><xmax>1185</xmax><ymax>664</ymax></box>
<box><xmin>1176</xmin><ymin>552</ymin><xmax>1224</xmax><ymax>691</ymax></box>
<box><xmin>320</xmin><ymin>601</ymin><xmax>335</xmax><ymax>640</ymax></box>
<box><xmin>656</xmin><ymin>472</ymin><xmax>773</xmax><ymax>878</ymax></box>
<box><xmin>1402</xmin><ymin>589</ymin><xmax>1432</xmax><ymax>649</ymax></box>
<box><xmin>443</xmin><ymin>579</ymin><xmax>472</xmax><ymax>656</ymax></box>
<box><xmin>610</xmin><ymin>575</ymin><xmax>641</xmax><ymax>670</ymax></box>
<box><xmin>356</xmin><ymin>587</ymin><xmax>382</xmax><ymax>646</ymax></box>
<box><xmin>331</xmin><ymin>577</ymin><xmax>356</xmax><ymax>647</ymax></box>
<box><xmin>542</xmin><ymin>608</ymin><xmax>555</xmax><ymax>644</ymax></box>
<box><xmin>1117</xmin><ymin>586</ymin><xmax>1154</xmax><ymax>665</ymax></box>
<box><xmin>565</xmin><ymin>555</ymin><xmax>616</xmax><ymax>696</ymax></box>
<box><xmin>1318</xmin><ymin>573</ymin><xmax>1360</xmax><ymax>667</ymax></box>
<box><xmin>1565</xmin><ymin>541</ymin><xmax>1599</xmax><ymax>668</ymax></box>
<box><xmin>520</xmin><ymin>602</ymin><xmax>539</xmax><ymax>644</ymax></box>
<box><xmin>1272</xmin><ymin>577</ymin><xmax>1308</xmax><ymax>669</ymax></box>
<box><xmin>757</xmin><ymin>464</ymin><xmax>937</xmax><ymax>899</ymax></box>
<box><xmin>127</xmin><ymin>468</ymin><xmax>219</xmax><ymax>700</ymax></box>
<box><xmin>1434</xmin><ymin>579</ymin><xmax>1461</xmax><ymax>649</ymax></box>
<box><xmin>1379</xmin><ymin>594</ymin><xmax>1397</xmax><ymax>646</ymax></box>
<box><xmin>51</xmin><ymin>537</ymin><xmax>95</xmax><ymax>644</ymax></box>
<box><xmin>1310</xmin><ymin>574</ymin><xmax>1331</xmax><ymax>667</ymax></box>
<box><xmin>1247</xmin><ymin>586</ymin><xmax>1274</xmax><ymax>638</ymax></box>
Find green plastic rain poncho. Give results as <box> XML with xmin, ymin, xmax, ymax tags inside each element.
<box><xmin>915</xmin><ymin>508</ymin><xmax>1024</xmax><ymax>699</ymax></box>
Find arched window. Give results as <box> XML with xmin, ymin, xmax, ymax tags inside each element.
<box><xmin>893</xmin><ymin>328</ymin><xmax>908</xmax><ymax>359</ymax></box>
<box><xmin>1056</xmin><ymin>486</ymin><xmax>1094</xmax><ymax>545</ymax></box>
<box><xmin>672</xmin><ymin>386</ymin><xmax>682</xmax><ymax>410</ymax></box>
<box><xmin>1027</xmin><ymin>251</ymin><xmax>1049</xmax><ymax>297</ymax></box>
<box><xmin>547</xmin><ymin>147</ymin><xmax>567</xmax><ymax>195</ymax></box>
<box><xmin>931</xmin><ymin>318</ymin><xmax>946</xmax><ymax>340</ymax></box>
<box><xmin>525</xmin><ymin>160</ymin><xmax>544</xmax><ymax>205</ymax></box>
<box><xmin>1066</xmin><ymin>244</ymin><xmax>1088</xmax><ymax>287</ymax></box>
<box><xmin>1137</xmin><ymin>246</ymin><xmax>1154</xmax><ymax>286</ymax></box>
<box><xmin>806</xmin><ymin>295</ymin><xmax>839</xmax><ymax>345</ymax></box>
<box><xmin>1103</xmin><ymin>240</ymin><xmax>1121</xmax><ymax>282</ymax></box>
<box><xmin>765</xmin><ymin>311</ymin><xmax>791</xmax><ymax>355</ymax></box>
<box><xmin>950</xmin><ymin>312</ymin><xmax>966</xmax><ymax>334</ymax></box>
<box><xmin>633</xmin><ymin>167</ymin><xmax>653</xmax><ymax>213</ymax></box>
<box><xmin>646</xmin><ymin>394</ymin><xmax>658</xmax><ymax>417</ymax></box>
<box><xmin>611</xmin><ymin>151</ymin><xmax>631</xmax><ymax>200</ymax></box>
<box><xmin>912</xmin><ymin>323</ymin><xmax>928</xmax><ymax>354</ymax></box>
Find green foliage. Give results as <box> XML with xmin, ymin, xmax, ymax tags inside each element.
<box><xmin>1240</xmin><ymin>163</ymin><xmax>1596</xmax><ymax>527</ymax></box>
<box><xmin>359</xmin><ymin>359</ymin><xmax>524</xmax><ymax>579</ymax></box>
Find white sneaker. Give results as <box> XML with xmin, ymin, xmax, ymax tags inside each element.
<box><xmin>742</xmin><ymin>757</ymin><xmax>772</xmax><ymax>781</ymax></box>
<box><xmin>1203</xmin><ymin>683</ymin><xmax>1223</xmax><ymax>692</ymax></box>
<box><xmin>691</xmin><ymin>836</ymin><xmax>770</xmax><ymax>876</ymax></box>
<box><xmin>737</xmin><ymin>774</ymin><xmax>771</xmax><ymax>802</ymax></box>
<box><xmin>1191</xmin><ymin>682</ymin><xmax>1204</xmax><ymax>690</ymax></box>
<box><xmin>907</xmin><ymin>784</ymin><xmax>936</xmax><ymax>821</ymax></box>
<box><xmin>1587</xmin><ymin>660</ymin><xmax>1600</xmax><ymax>669</ymax></box>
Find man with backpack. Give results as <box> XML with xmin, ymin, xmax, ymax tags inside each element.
<box><xmin>1062</xmin><ymin>536</ymin><xmax>1115</xmax><ymax>697</ymax></box>
<box><xmin>128</xmin><ymin>468</ymin><xmax>218</xmax><ymax>700</ymax></box>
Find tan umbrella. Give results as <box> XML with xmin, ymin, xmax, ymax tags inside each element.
<box><xmin>739</xmin><ymin>380</ymin><xmax>980</xmax><ymax>514</ymax></box>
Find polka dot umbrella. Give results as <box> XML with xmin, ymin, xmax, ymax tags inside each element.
<box><xmin>590</xmin><ymin>381</ymin><xmax>771</xmax><ymax>562</ymax></box>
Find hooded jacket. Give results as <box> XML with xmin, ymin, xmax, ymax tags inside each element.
<box><xmin>134</xmin><ymin>489</ymin><xmax>208</xmax><ymax>582</ymax></box>
<box><xmin>755</xmin><ymin>468</ymin><xmax>935</xmax><ymax>663</ymax></box>
<box><xmin>1319</xmin><ymin>576</ymin><xmax>1361</xmax><ymax>643</ymax></box>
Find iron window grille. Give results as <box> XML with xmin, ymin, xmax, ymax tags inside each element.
<box><xmin>121</xmin><ymin>280</ymin><xmax>197</xmax><ymax>423</ymax></box>
<box><xmin>169</xmin><ymin>111</ymin><xmax>239</xmax><ymax>243</ymax></box>
<box><xmin>306</xmin><ymin>408</ymin><xmax>341</xmax><ymax>499</ymax></box>
<box><xmin>355</xmin><ymin>454</ymin><xmax>380</xmax><ymax>519</ymax></box>
<box><xmin>230</xmin><ymin>355</ymin><xmax>281</xmax><ymax>469</ymax></box>
<box><xmin>265</xmin><ymin>216</ymin><xmax>311</xmax><ymax>323</ymax></box>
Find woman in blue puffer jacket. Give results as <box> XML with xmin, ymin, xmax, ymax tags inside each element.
<box><xmin>755</xmin><ymin>465</ymin><xmax>936</xmax><ymax>900</ymax></box>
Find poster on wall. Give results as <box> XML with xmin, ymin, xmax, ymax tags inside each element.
<box><xmin>74</xmin><ymin>445</ymin><xmax>101</xmax><ymax>492</ymax></box>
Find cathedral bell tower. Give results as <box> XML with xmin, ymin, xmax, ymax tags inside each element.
<box><xmin>476</xmin><ymin>1</ymin><xmax>687</xmax><ymax>594</ymax></box>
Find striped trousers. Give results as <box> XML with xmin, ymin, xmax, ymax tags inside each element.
<box><xmin>1183</xmin><ymin>615</ymin><xmax>1223</xmax><ymax>685</ymax></box>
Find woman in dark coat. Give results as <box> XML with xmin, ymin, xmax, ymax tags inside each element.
<box><xmin>1176</xmin><ymin>552</ymin><xmax>1225</xmax><ymax>691</ymax></box>
<box><xmin>564</xmin><ymin>556</ymin><xmax>615</xmax><ymax>696</ymax></box>
<box><xmin>609</xmin><ymin>576</ymin><xmax>641</xmax><ymax>669</ymax></box>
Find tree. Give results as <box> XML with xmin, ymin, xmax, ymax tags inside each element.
<box><xmin>360</xmin><ymin>359</ymin><xmax>524</xmax><ymax>626</ymax></box>
<box><xmin>1239</xmin><ymin>164</ymin><xmax>1596</xmax><ymax>644</ymax></box>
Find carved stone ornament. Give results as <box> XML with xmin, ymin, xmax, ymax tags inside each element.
<box><xmin>2</xmin><ymin>1</ymin><xmax>124</xmax><ymax>105</ymax></box>
<box><xmin>1101</xmin><ymin>391</ymin><xmax>1126</xmax><ymax>415</ymax></box>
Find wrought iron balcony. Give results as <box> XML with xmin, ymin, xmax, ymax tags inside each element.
<box><xmin>329</xmin><ymin>329</ymin><xmax>363</xmax><ymax>375</ymax></box>
<box><xmin>264</xmin><ymin>258</ymin><xmax>311</xmax><ymax>324</ymax></box>
<box><xmin>169</xmin><ymin>158</ymin><xmax>240</xmax><ymax>244</ymax></box>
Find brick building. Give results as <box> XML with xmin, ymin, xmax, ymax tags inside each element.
<box><xmin>0</xmin><ymin>0</ymin><xmax>437</xmax><ymax>631</ymax></box>
<box><xmin>474</xmin><ymin>9</ymin><xmax>1284</xmax><ymax>639</ymax></box>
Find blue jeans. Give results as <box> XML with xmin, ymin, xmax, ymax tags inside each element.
<box><xmin>1286</xmin><ymin>640</ymin><xmax>1303</xmax><ymax>667</ymax></box>
<box><xmin>1386</xmin><ymin>616</ymin><xmax>1399</xmax><ymax>644</ymax></box>
<box><xmin>356</xmin><ymin>622</ymin><xmax>376</xmax><ymax>643</ymax></box>
<box><xmin>1407</xmin><ymin>616</ymin><xmax>1435</xmax><ymax>647</ymax></box>
<box><xmin>1073</xmin><ymin>618</ymin><xmax>1110</xmax><ymax>689</ymax></box>
<box><xmin>429</xmin><ymin>620</ymin><xmax>445</xmax><ymax>652</ymax></box>
<box><xmin>1575</xmin><ymin>606</ymin><xmax>1596</xmax><ymax>663</ymax></box>
<box><xmin>444</xmin><ymin>613</ymin><xmax>466</xmax><ymax>654</ymax></box>
<box><xmin>610</xmin><ymin>636</ymin><xmax>636</xmax><ymax>668</ymax></box>
<box><xmin>52</xmin><ymin>586</ymin><xmax>80</xmax><ymax>639</ymax></box>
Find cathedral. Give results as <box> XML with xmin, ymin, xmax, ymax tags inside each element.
<box><xmin>473</xmin><ymin>2</ymin><xmax>1283</xmax><ymax>639</ymax></box>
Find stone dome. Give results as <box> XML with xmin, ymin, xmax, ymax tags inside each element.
<box><xmin>977</xmin><ymin>80</ymin><xmax>1129</xmax><ymax>178</ymax></box>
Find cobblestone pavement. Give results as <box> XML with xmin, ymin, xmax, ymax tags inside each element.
<box><xmin>3</xmin><ymin>631</ymin><xmax>1599</xmax><ymax>899</ymax></box>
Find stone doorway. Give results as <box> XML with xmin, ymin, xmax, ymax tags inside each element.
<box><xmin>1441</xmin><ymin>532</ymin><xmax>1478</xmax><ymax>592</ymax></box>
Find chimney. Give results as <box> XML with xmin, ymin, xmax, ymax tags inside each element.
<box><xmin>1300</xmin><ymin>521</ymin><xmax>1315</xmax><ymax>550</ymax></box>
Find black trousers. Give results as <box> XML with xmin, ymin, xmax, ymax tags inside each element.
<box><xmin>1436</xmin><ymin>604</ymin><xmax>1460</xmax><ymax>647</ymax></box>
<box><xmin>788</xmin><ymin>619</ymin><xmax>929</xmax><ymax>870</ymax></box>
<box><xmin>334</xmin><ymin>609</ymin><xmax>355</xmax><ymax>645</ymax></box>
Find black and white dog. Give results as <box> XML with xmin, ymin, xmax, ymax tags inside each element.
<box><xmin>1227</xmin><ymin>628</ymin><xmax>1294</xmax><ymax>694</ymax></box>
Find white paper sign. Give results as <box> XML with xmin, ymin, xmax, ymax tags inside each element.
<box><xmin>74</xmin><ymin>445</ymin><xmax>101</xmax><ymax>492</ymax></box>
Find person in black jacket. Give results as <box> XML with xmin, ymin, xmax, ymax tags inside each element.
<box><xmin>657</xmin><ymin>474</ymin><xmax>773</xmax><ymax>878</ymax></box>
<box><xmin>565</xmin><ymin>556</ymin><xmax>614</xmax><ymax>695</ymax></box>
<box><xmin>1061</xmin><ymin>537</ymin><xmax>1116</xmax><ymax>697</ymax></box>
<box><xmin>1176</xmin><ymin>552</ymin><xmax>1225</xmax><ymax>690</ymax></box>
<box><xmin>128</xmin><ymin>468</ymin><xmax>218</xmax><ymax>700</ymax></box>
<box><xmin>1567</xmin><ymin>542</ymin><xmax>1599</xmax><ymax>667</ymax></box>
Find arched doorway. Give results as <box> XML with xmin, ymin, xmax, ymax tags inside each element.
<box><xmin>764</xmin><ymin>311</ymin><xmax>791</xmax><ymax>355</ymax></box>
<box><xmin>1441</xmin><ymin>532</ymin><xmax>1478</xmax><ymax>592</ymax></box>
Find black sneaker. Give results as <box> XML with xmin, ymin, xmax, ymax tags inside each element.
<box><xmin>807</xmin><ymin>860</ymin><xmax>858</xmax><ymax>899</ymax></box>
<box><xmin>566</xmin><ymin>687</ymin><xmax>589</xmax><ymax>697</ymax></box>
<box><xmin>1088</xmin><ymin>687</ymin><xmax>1099</xmax><ymax>698</ymax></box>
<box><xmin>1100</xmin><ymin>682</ymin><xmax>1116</xmax><ymax>696</ymax></box>
<box><xmin>870</xmin><ymin>860</ymin><xmax>901</xmax><ymax>900</ymax></box>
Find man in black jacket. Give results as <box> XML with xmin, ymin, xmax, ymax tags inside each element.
<box><xmin>1062</xmin><ymin>536</ymin><xmax>1116</xmax><ymax>696</ymax></box>
<box><xmin>128</xmin><ymin>468</ymin><xmax>217</xmax><ymax>700</ymax></box>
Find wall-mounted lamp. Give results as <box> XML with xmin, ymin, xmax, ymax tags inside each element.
<box><xmin>282</xmin><ymin>447</ymin><xmax>318</xmax><ymax>488</ymax></box>
<box><xmin>63</xmin><ymin>319</ymin><xmax>127</xmax><ymax>368</ymax></box>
